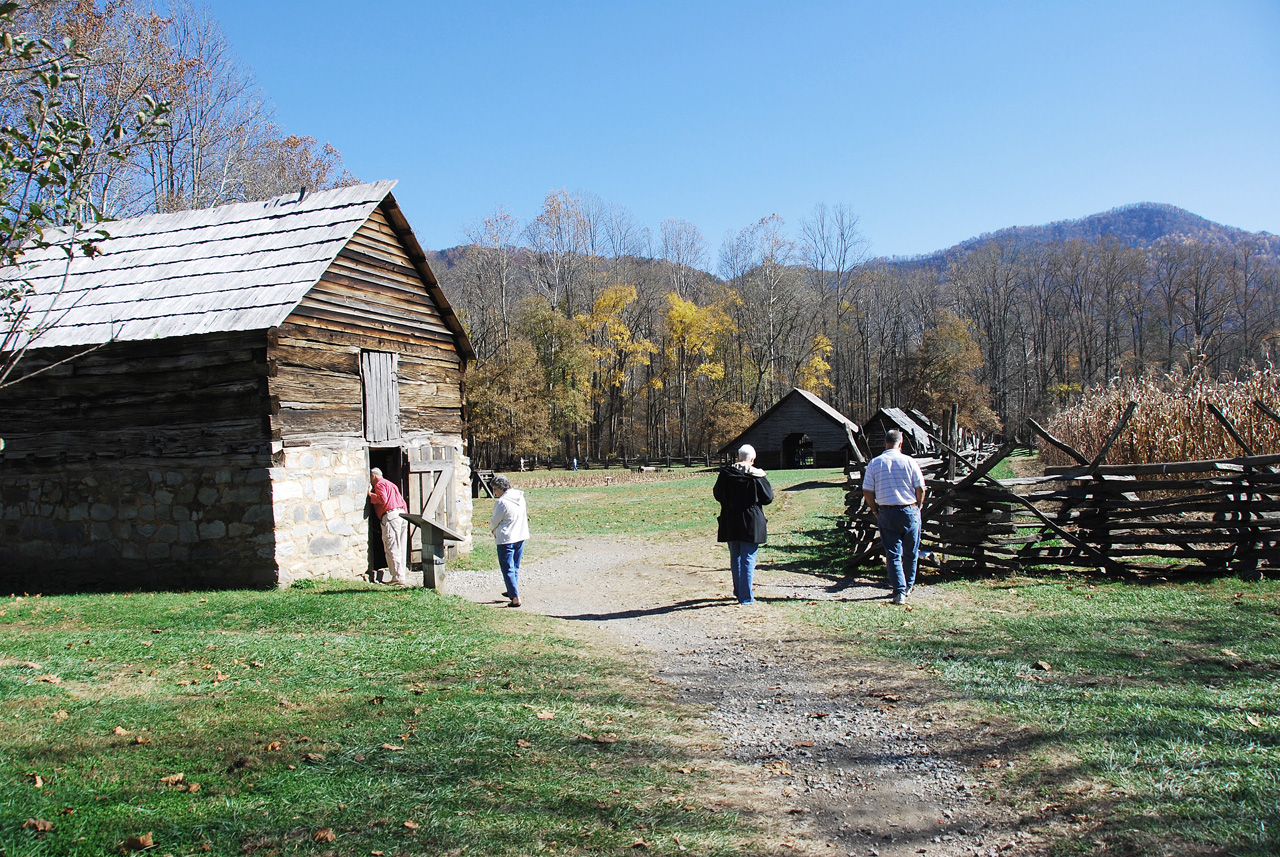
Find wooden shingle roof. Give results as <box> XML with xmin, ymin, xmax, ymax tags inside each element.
<box><xmin>8</xmin><ymin>181</ymin><xmax>471</xmax><ymax>358</ymax></box>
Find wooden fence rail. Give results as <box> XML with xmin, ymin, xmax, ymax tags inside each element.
<box><xmin>843</xmin><ymin>403</ymin><xmax>1279</xmax><ymax>579</ymax></box>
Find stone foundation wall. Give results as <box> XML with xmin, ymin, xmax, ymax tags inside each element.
<box><xmin>0</xmin><ymin>436</ymin><xmax>474</xmax><ymax>593</ymax></box>
<box><xmin>0</xmin><ymin>456</ymin><xmax>276</xmax><ymax>592</ymax></box>
<box><xmin>270</xmin><ymin>435</ymin><xmax>473</xmax><ymax>586</ymax></box>
<box><xmin>269</xmin><ymin>441</ymin><xmax>372</xmax><ymax>585</ymax></box>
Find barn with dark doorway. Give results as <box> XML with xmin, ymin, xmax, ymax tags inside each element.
<box><xmin>718</xmin><ymin>388</ymin><xmax>864</xmax><ymax>470</ymax></box>
<box><xmin>0</xmin><ymin>181</ymin><xmax>474</xmax><ymax>592</ymax></box>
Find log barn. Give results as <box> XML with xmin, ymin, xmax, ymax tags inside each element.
<box><xmin>718</xmin><ymin>388</ymin><xmax>865</xmax><ymax>469</ymax></box>
<box><xmin>0</xmin><ymin>181</ymin><xmax>474</xmax><ymax>592</ymax></box>
<box><xmin>861</xmin><ymin>408</ymin><xmax>934</xmax><ymax>455</ymax></box>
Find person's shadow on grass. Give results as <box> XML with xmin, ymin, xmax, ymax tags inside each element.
<box><xmin>552</xmin><ymin>597</ymin><xmax>728</xmax><ymax>621</ymax></box>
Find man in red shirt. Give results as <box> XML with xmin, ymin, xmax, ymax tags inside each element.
<box><xmin>368</xmin><ymin>468</ymin><xmax>409</xmax><ymax>585</ymax></box>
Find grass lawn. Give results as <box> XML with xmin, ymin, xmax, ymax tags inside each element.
<box><xmin>6</xmin><ymin>464</ymin><xmax>1277</xmax><ymax>856</ymax></box>
<box><xmin>769</xmin><ymin>459</ymin><xmax>1280</xmax><ymax>856</ymax></box>
<box><xmin>0</xmin><ymin>586</ymin><xmax>747</xmax><ymax>856</ymax></box>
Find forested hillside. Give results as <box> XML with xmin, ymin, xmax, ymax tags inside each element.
<box><xmin>435</xmin><ymin>195</ymin><xmax>1280</xmax><ymax>466</ymax></box>
<box><xmin>900</xmin><ymin>202</ymin><xmax>1280</xmax><ymax>267</ymax></box>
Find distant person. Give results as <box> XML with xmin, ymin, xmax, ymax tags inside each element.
<box><xmin>489</xmin><ymin>475</ymin><xmax>530</xmax><ymax>608</ymax></box>
<box><xmin>368</xmin><ymin>468</ymin><xmax>409</xmax><ymax>586</ymax></box>
<box><xmin>862</xmin><ymin>429</ymin><xmax>927</xmax><ymax>604</ymax></box>
<box><xmin>572</xmin><ymin>457</ymin><xmax>578</xmax><ymax>471</ymax></box>
<box><xmin>713</xmin><ymin>444</ymin><xmax>774</xmax><ymax>605</ymax></box>
<box><xmin>519</xmin><ymin>457</ymin><xmax>526</xmax><ymax>472</ymax></box>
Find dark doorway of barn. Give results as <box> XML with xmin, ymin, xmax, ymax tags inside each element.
<box><xmin>367</xmin><ymin>446</ymin><xmax>409</xmax><ymax>573</ymax></box>
<box><xmin>782</xmin><ymin>433</ymin><xmax>814</xmax><ymax>469</ymax></box>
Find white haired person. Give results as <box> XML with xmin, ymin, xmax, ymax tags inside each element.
<box><xmin>712</xmin><ymin>444</ymin><xmax>774</xmax><ymax>604</ymax></box>
<box><xmin>368</xmin><ymin>468</ymin><xmax>409</xmax><ymax>586</ymax></box>
<box><xmin>489</xmin><ymin>474</ymin><xmax>530</xmax><ymax>607</ymax></box>
<box><xmin>862</xmin><ymin>429</ymin><xmax>927</xmax><ymax>604</ymax></box>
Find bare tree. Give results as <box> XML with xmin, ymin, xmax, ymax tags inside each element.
<box><xmin>659</xmin><ymin>217</ymin><xmax>707</xmax><ymax>300</ymax></box>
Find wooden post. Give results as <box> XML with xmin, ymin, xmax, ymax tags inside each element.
<box><xmin>947</xmin><ymin>403</ymin><xmax>959</xmax><ymax>482</ymax></box>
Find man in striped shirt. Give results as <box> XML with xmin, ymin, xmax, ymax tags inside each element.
<box><xmin>862</xmin><ymin>429</ymin><xmax>927</xmax><ymax>604</ymax></box>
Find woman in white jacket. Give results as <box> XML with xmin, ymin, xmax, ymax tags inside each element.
<box><xmin>489</xmin><ymin>474</ymin><xmax>530</xmax><ymax>607</ymax></box>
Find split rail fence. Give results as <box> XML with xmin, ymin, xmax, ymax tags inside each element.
<box><xmin>842</xmin><ymin>400</ymin><xmax>1280</xmax><ymax>579</ymax></box>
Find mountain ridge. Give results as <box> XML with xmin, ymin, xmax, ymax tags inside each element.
<box><xmin>425</xmin><ymin>203</ymin><xmax>1279</xmax><ymax>273</ymax></box>
<box><xmin>883</xmin><ymin>202</ymin><xmax>1279</xmax><ymax>266</ymax></box>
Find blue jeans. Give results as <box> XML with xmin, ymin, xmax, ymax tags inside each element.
<box><xmin>877</xmin><ymin>505</ymin><xmax>921</xmax><ymax>595</ymax></box>
<box><xmin>496</xmin><ymin>540</ymin><xmax>524</xmax><ymax>598</ymax></box>
<box><xmin>727</xmin><ymin>540</ymin><xmax>759</xmax><ymax>604</ymax></box>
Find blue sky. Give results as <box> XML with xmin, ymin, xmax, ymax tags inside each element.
<box><xmin>211</xmin><ymin>1</ymin><xmax>1279</xmax><ymax>260</ymax></box>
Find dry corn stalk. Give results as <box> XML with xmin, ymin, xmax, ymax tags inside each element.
<box><xmin>1042</xmin><ymin>368</ymin><xmax>1280</xmax><ymax>467</ymax></box>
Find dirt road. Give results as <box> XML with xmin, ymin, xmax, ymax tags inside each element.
<box><xmin>447</xmin><ymin>531</ymin><xmax>1041</xmax><ymax>857</ymax></box>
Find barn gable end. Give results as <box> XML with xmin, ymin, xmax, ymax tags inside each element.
<box><xmin>719</xmin><ymin>389</ymin><xmax>863</xmax><ymax>470</ymax></box>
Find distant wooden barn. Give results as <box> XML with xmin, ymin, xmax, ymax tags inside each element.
<box><xmin>719</xmin><ymin>388</ymin><xmax>864</xmax><ymax>470</ymax></box>
<box><xmin>862</xmin><ymin>408</ymin><xmax>935</xmax><ymax>456</ymax></box>
<box><xmin>0</xmin><ymin>182</ymin><xmax>474</xmax><ymax>592</ymax></box>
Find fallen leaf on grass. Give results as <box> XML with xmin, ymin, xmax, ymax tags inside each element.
<box><xmin>28</xmin><ymin>773</ymin><xmax>44</xmax><ymax>788</ymax></box>
<box><xmin>295</xmin><ymin>736</ymin><xmax>310</xmax><ymax>743</ymax></box>
<box><xmin>806</xmin><ymin>712</ymin><xmax>831</xmax><ymax>719</ymax></box>
<box><xmin>631</xmin><ymin>840</ymin><xmax>648</xmax><ymax>849</ymax></box>
<box><xmin>52</xmin><ymin>710</ymin><xmax>68</xmax><ymax>720</ymax></box>
<box><xmin>402</xmin><ymin>820</ymin><xmax>420</xmax><ymax>830</ymax></box>
<box><xmin>134</xmin><ymin>736</ymin><xmax>151</xmax><ymax>745</ymax></box>
<box><xmin>869</xmin><ymin>692</ymin><xmax>901</xmax><ymax>702</ymax></box>
<box><xmin>34</xmin><ymin>674</ymin><xmax>62</xmax><ymax>684</ymax></box>
<box><xmin>21</xmin><ymin>661</ymin><xmax>41</xmax><ymax>669</ymax></box>
<box><xmin>792</xmin><ymin>741</ymin><xmax>814</xmax><ymax>748</ymax></box>
<box><xmin>185</xmin><ymin>782</ymin><xmax>201</xmax><ymax>793</ymax></box>
<box><xmin>22</xmin><ymin>818</ymin><xmax>53</xmax><ymax>832</ymax></box>
<box><xmin>313</xmin><ymin>828</ymin><xmax>336</xmax><ymax>843</ymax></box>
<box><xmin>1221</xmin><ymin>648</ymin><xmax>1240</xmax><ymax>658</ymax></box>
<box><xmin>981</xmin><ymin>759</ymin><xmax>1004</xmax><ymax>768</ymax></box>
<box><xmin>264</xmin><ymin>741</ymin><xmax>283</xmax><ymax>752</ymax></box>
<box><xmin>122</xmin><ymin>832</ymin><xmax>154</xmax><ymax>850</ymax></box>
<box><xmin>159</xmin><ymin>773</ymin><xmax>185</xmax><ymax>786</ymax></box>
<box><xmin>249</xmin><ymin>661</ymin><xmax>264</xmax><ymax>668</ymax></box>
<box><xmin>536</xmin><ymin>710</ymin><xmax>555</xmax><ymax>719</ymax></box>
<box><xmin>304</xmin><ymin>753</ymin><xmax>325</xmax><ymax>763</ymax></box>
<box><xmin>516</xmin><ymin>739</ymin><xmax>532</xmax><ymax>748</ymax></box>
<box><xmin>595</xmin><ymin>733</ymin><xmax>619</xmax><ymax>744</ymax></box>
<box><xmin>1033</xmin><ymin>661</ymin><xmax>1052</xmax><ymax>672</ymax></box>
<box><xmin>151</xmin><ymin>629</ymin><xmax>163</xmax><ymax>634</ymax></box>
<box><xmin>1246</xmin><ymin>715</ymin><xmax>1262</xmax><ymax>727</ymax></box>
<box><xmin>113</xmin><ymin>726</ymin><xmax>130</xmax><ymax>735</ymax></box>
<box><xmin>380</xmin><ymin>744</ymin><xmax>404</xmax><ymax>751</ymax></box>
<box><xmin>786</xmin><ymin>807</ymin><xmax>808</xmax><ymax>814</ymax></box>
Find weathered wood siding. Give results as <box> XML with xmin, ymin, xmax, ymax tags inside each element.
<box><xmin>269</xmin><ymin>206</ymin><xmax>464</xmax><ymax>442</ymax></box>
<box><xmin>733</xmin><ymin>396</ymin><xmax>855</xmax><ymax>470</ymax></box>
<box><xmin>0</xmin><ymin>331</ymin><xmax>270</xmax><ymax>458</ymax></box>
<box><xmin>0</xmin><ymin>332</ymin><xmax>276</xmax><ymax>591</ymax></box>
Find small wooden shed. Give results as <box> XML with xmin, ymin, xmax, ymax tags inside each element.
<box><xmin>861</xmin><ymin>408</ymin><xmax>934</xmax><ymax>456</ymax></box>
<box><xmin>0</xmin><ymin>182</ymin><xmax>474</xmax><ymax>592</ymax></box>
<box><xmin>718</xmin><ymin>388</ymin><xmax>864</xmax><ymax>470</ymax></box>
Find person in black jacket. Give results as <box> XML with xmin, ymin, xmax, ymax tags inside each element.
<box><xmin>713</xmin><ymin>444</ymin><xmax>775</xmax><ymax>604</ymax></box>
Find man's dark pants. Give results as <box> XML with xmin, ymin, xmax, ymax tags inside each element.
<box><xmin>877</xmin><ymin>505</ymin><xmax>921</xmax><ymax>596</ymax></box>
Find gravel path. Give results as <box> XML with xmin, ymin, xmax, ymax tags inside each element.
<box><xmin>446</xmin><ymin>533</ymin><xmax>1041</xmax><ymax>857</ymax></box>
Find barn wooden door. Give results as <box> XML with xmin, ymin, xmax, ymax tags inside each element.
<box><xmin>360</xmin><ymin>351</ymin><xmax>400</xmax><ymax>443</ymax></box>
<box><xmin>407</xmin><ymin>446</ymin><xmax>458</xmax><ymax>564</ymax></box>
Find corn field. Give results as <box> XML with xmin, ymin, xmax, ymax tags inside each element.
<box><xmin>1041</xmin><ymin>369</ymin><xmax>1280</xmax><ymax>467</ymax></box>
